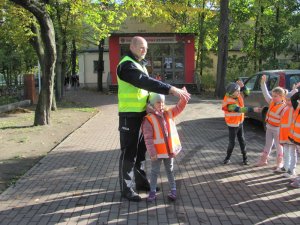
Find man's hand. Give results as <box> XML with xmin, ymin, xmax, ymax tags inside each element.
<box><xmin>169</xmin><ymin>86</ymin><xmax>191</xmax><ymax>101</ymax></box>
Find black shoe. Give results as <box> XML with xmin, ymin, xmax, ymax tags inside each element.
<box><xmin>121</xmin><ymin>190</ymin><xmax>142</xmax><ymax>202</ymax></box>
<box><xmin>243</xmin><ymin>160</ymin><xmax>249</xmax><ymax>165</ymax></box>
<box><xmin>136</xmin><ymin>185</ymin><xmax>160</xmax><ymax>192</ymax></box>
<box><xmin>223</xmin><ymin>159</ymin><xmax>230</xmax><ymax>165</ymax></box>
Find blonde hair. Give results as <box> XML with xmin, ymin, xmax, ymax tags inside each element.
<box><xmin>272</xmin><ymin>87</ymin><xmax>286</xmax><ymax>97</ymax></box>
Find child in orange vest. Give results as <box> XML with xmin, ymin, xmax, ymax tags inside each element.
<box><xmin>278</xmin><ymin>89</ymin><xmax>298</xmax><ymax>176</ymax></box>
<box><xmin>256</xmin><ymin>75</ymin><xmax>286</xmax><ymax>169</ymax></box>
<box><xmin>284</xmin><ymin>86</ymin><xmax>300</xmax><ymax>181</ymax></box>
<box><xmin>142</xmin><ymin>88</ymin><xmax>188</xmax><ymax>202</ymax></box>
<box><xmin>222</xmin><ymin>80</ymin><xmax>261</xmax><ymax>165</ymax></box>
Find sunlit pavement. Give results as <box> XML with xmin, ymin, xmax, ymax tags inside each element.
<box><xmin>0</xmin><ymin>89</ymin><xmax>299</xmax><ymax>225</ymax></box>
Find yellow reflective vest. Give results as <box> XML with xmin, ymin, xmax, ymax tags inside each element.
<box><xmin>144</xmin><ymin>112</ymin><xmax>182</xmax><ymax>158</ymax></box>
<box><xmin>117</xmin><ymin>56</ymin><xmax>149</xmax><ymax>112</ymax></box>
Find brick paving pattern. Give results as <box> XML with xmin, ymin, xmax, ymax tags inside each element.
<box><xmin>0</xmin><ymin>89</ymin><xmax>299</xmax><ymax>225</ymax></box>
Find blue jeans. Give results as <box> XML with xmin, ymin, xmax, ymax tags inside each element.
<box><xmin>149</xmin><ymin>158</ymin><xmax>176</xmax><ymax>192</ymax></box>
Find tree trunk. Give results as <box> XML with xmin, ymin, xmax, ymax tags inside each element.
<box><xmin>215</xmin><ymin>0</ymin><xmax>229</xmax><ymax>98</ymax></box>
<box><xmin>71</xmin><ymin>39</ymin><xmax>77</xmax><ymax>77</ymax></box>
<box><xmin>54</xmin><ymin>35</ymin><xmax>67</xmax><ymax>101</ymax></box>
<box><xmin>196</xmin><ymin>3</ymin><xmax>206</xmax><ymax>78</ymax></box>
<box><xmin>61</xmin><ymin>38</ymin><xmax>67</xmax><ymax>97</ymax></box>
<box><xmin>10</xmin><ymin>0</ymin><xmax>57</xmax><ymax>125</ymax></box>
<box><xmin>97</xmin><ymin>39</ymin><xmax>104</xmax><ymax>92</ymax></box>
<box><xmin>55</xmin><ymin>36</ymin><xmax>63</xmax><ymax>101</ymax></box>
<box><xmin>258</xmin><ymin>5</ymin><xmax>264</xmax><ymax>71</ymax></box>
<box><xmin>254</xmin><ymin>17</ymin><xmax>258</xmax><ymax>72</ymax></box>
<box><xmin>29</xmin><ymin>23</ymin><xmax>45</xmax><ymax>76</ymax></box>
<box><xmin>53</xmin><ymin>1</ymin><xmax>69</xmax><ymax>100</ymax></box>
<box><xmin>51</xmin><ymin>94</ymin><xmax>57</xmax><ymax>111</ymax></box>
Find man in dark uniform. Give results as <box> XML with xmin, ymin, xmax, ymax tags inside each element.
<box><xmin>117</xmin><ymin>36</ymin><xmax>190</xmax><ymax>201</ymax></box>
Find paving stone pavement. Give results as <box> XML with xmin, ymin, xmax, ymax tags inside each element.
<box><xmin>0</xmin><ymin>89</ymin><xmax>300</xmax><ymax>225</ymax></box>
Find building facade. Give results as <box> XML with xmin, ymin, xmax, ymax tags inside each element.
<box><xmin>78</xmin><ymin>19</ymin><xmax>196</xmax><ymax>90</ymax></box>
<box><xmin>109</xmin><ymin>34</ymin><xmax>195</xmax><ymax>86</ymax></box>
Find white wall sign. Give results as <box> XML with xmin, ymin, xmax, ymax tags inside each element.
<box><xmin>119</xmin><ymin>36</ymin><xmax>177</xmax><ymax>44</ymax></box>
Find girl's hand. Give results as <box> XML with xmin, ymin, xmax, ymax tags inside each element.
<box><xmin>261</xmin><ymin>75</ymin><xmax>267</xmax><ymax>83</ymax></box>
<box><xmin>254</xmin><ymin>107</ymin><xmax>262</xmax><ymax>113</ymax></box>
<box><xmin>180</xmin><ymin>86</ymin><xmax>191</xmax><ymax>102</ymax></box>
<box><xmin>150</xmin><ymin>155</ymin><xmax>158</xmax><ymax>161</ymax></box>
<box><xmin>293</xmin><ymin>82</ymin><xmax>300</xmax><ymax>90</ymax></box>
<box><xmin>236</xmin><ymin>80</ymin><xmax>244</xmax><ymax>88</ymax></box>
<box><xmin>169</xmin><ymin>153</ymin><xmax>175</xmax><ymax>158</ymax></box>
<box><xmin>169</xmin><ymin>86</ymin><xmax>191</xmax><ymax>101</ymax></box>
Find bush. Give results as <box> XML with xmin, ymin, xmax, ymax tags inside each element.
<box><xmin>199</xmin><ymin>73</ymin><xmax>216</xmax><ymax>91</ymax></box>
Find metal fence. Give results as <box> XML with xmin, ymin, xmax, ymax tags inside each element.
<box><xmin>0</xmin><ymin>84</ymin><xmax>25</xmax><ymax>106</ymax></box>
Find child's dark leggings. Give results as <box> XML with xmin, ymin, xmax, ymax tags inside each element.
<box><xmin>226</xmin><ymin>123</ymin><xmax>247</xmax><ymax>160</ymax></box>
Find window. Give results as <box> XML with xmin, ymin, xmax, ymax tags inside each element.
<box><xmin>120</xmin><ymin>41</ymin><xmax>185</xmax><ymax>84</ymax></box>
<box><xmin>93</xmin><ymin>61</ymin><xmax>98</xmax><ymax>73</ymax></box>
<box><xmin>267</xmin><ymin>74</ymin><xmax>279</xmax><ymax>90</ymax></box>
<box><xmin>245</xmin><ymin>75</ymin><xmax>257</xmax><ymax>91</ymax></box>
<box><xmin>288</xmin><ymin>74</ymin><xmax>300</xmax><ymax>90</ymax></box>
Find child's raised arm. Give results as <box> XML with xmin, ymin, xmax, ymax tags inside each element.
<box><xmin>171</xmin><ymin>87</ymin><xmax>189</xmax><ymax>118</ymax></box>
<box><xmin>260</xmin><ymin>74</ymin><xmax>272</xmax><ymax>104</ymax></box>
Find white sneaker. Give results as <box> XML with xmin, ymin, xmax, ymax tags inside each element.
<box><xmin>274</xmin><ymin>167</ymin><xmax>285</xmax><ymax>173</ymax></box>
<box><xmin>283</xmin><ymin>171</ymin><xmax>297</xmax><ymax>178</ymax></box>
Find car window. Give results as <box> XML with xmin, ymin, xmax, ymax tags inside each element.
<box><xmin>288</xmin><ymin>74</ymin><xmax>300</xmax><ymax>90</ymax></box>
<box><xmin>245</xmin><ymin>75</ymin><xmax>257</xmax><ymax>91</ymax></box>
<box><xmin>267</xmin><ymin>74</ymin><xmax>279</xmax><ymax>90</ymax></box>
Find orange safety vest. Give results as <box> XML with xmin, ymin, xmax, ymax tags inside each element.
<box><xmin>279</xmin><ymin>106</ymin><xmax>293</xmax><ymax>144</ymax></box>
<box><xmin>265</xmin><ymin>101</ymin><xmax>286</xmax><ymax>127</ymax></box>
<box><xmin>145</xmin><ymin>111</ymin><xmax>182</xmax><ymax>158</ymax></box>
<box><xmin>222</xmin><ymin>95</ymin><xmax>244</xmax><ymax>127</ymax></box>
<box><xmin>288</xmin><ymin>106</ymin><xmax>300</xmax><ymax>145</ymax></box>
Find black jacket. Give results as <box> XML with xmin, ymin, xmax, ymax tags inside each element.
<box><xmin>117</xmin><ymin>51</ymin><xmax>172</xmax><ymax>117</ymax></box>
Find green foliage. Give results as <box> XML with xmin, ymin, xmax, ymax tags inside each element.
<box><xmin>226</xmin><ymin>55</ymin><xmax>255</xmax><ymax>83</ymax></box>
<box><xmin>199</xmin><ymin>72</ymin><xmax>216</xmax><ymax>91</ymax></box>
<box><xmin>230</xmin><ymin>0</ymin><xmax>300</xmax><ymax>71</ymax></box>
<box><xmin>0</xmin><ymin>1</ymin><xmax>37</xmax><ymax>81</ymax></box>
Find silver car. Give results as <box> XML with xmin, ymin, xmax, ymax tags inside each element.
<box><xmin>244</xmin><ymin>70</ymin><xmax>300</xmax><ymax>128</ymax></box>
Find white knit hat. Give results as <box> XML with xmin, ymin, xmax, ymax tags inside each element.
<box><xmin>149</xmin><ymin>93</ymin><xmax>165</xmax><ymax>105</ymax></box>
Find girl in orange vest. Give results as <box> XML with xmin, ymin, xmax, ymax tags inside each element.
<box><xmin>285</xmin><ymin>86</ymin><xmax>300</xmax><ymax>182</ymax></box>
<box><xmin>222</xmin><ymin>80</ymin><xmax>261</xmax><ymax>165</ymax></box>
<box><xmin>256</xmin><ymin>75</ymin><xmax>286</xmax><ymax>169</ymax></box>
<box><xmin>142</xmin><ymin>88</ymin><xmax>188</xmax><ymax>202</ymax></box>
<box><xmin>279</xmin><ymin>90</ymin><xmax>298</xmax><ymax>176</ymax></box>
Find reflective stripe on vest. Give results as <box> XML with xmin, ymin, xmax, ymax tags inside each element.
<box><xmin>289</xmin><ymin>106</ymin><xmax>300</xmax><ymax>143</ymax></box>
<box><xmin>279</xmin><ymin>106</ymin><xmax>293</xmax><ymax>144</ymax></box>
<box><xmin>117</xmin><ymin>56</ymin><xmax>149</xmax><ymax>112</ymax></box>
<box><xmin>222</xmin><ymin>95</ymin><xmax>244</xmax><ymax>127</ymax></box>
<box><xmin>266</xmin><ymin>101</ymin><xmax>286</xmax><ymax>127</ymax></box>
<box><xmin>146</xmin><ymin>112</ymin><xmax>182</xmax><ymax>158</ymax></box>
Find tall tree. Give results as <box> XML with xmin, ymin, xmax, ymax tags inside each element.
<box><xmin>9</xmin><ymin>0</ymin><xmax>56</xmax><ymax>125</ymax></box>
<box><xmin>0</xmin><ymin>1</ymin><xmax>37</xmax><ymax>86</ymax></box>
<box><xmin>215</xmin><ymin>0</ymin><xmax>229</xmax><ymax>98</ymax></box>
